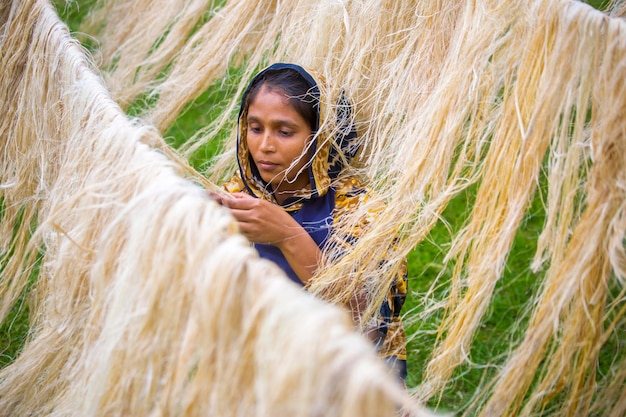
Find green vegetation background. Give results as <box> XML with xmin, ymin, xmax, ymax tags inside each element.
<box><xmin>0</xmin><ymin>0</ymin><xmax>617</xmax><ymax>414</ymax></box>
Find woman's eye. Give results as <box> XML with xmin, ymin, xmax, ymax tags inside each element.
<box><xmin>249</xmin><ymin>126</ymin><xmax>262</xmax><ymax>134</ymax></box>
<box><xmin>279</xmin><ymin>130</ymin><xmax>293</xmax><ymax>137</ymax></box>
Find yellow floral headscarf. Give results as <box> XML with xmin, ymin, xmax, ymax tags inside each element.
<box><xmin>236</xmin><ymin>63</ymin><xmax>359</xmax><ymax>211</ymax></box>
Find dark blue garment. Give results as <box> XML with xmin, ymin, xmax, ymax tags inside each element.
<box><xmin>254</xmin><ymin>188</ymin><xmax>336</xmax><ymax>285</ymax></box>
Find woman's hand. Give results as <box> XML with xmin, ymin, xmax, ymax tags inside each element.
<box><xmin>218</xmin><ymin>192</ymin><xmax>321</xmax><ymax>284</ymax></box>
<box><xmin>220</xmin><ymin>192</ymin><xmax>296</xmax><ymax>244</ymax></box>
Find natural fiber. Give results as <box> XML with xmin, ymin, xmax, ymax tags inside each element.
<box><xmin>2</xmin><ymin>0</ymin><xmax>626</xmax><ymax>415</ymax></box>
<box><xmin>0</xmin><ymin>1</ymin><xmax>424</xmax><ymax>416</ymax></box>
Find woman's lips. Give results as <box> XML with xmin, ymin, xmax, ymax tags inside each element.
<box><xmin>257</xmin><ymin>161</ymin><xmax>279</xmax><ymax>170</ymax></box>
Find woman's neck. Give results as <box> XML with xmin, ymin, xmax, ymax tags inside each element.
<box><xmin>273</xmin><ymin>188</ymin><xmax>300</xmax><ymax>205</ymax></box>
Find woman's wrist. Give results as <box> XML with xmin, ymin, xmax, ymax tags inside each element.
<box><xmin>274</xmin><ymin>225</ymin><xmax>320</xmax><ymax>284</ymax></box>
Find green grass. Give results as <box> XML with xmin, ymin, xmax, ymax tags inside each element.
<box><xmin>0</xmin><ymin>200</ymin><xmax>42</xmax><ymax>368</ymax></box>
<box><xmin>0</xmin><ymin>290</ymin><xmax>32</xmax><ymax>368</ymax></box>
<box><xmin>1</xmin><ymin>0</ymin><xmax>620</xmax><ymax>414</ymax></box>
<box><xmin>401</xmin><ymin>184</ymin><xmax>547</xmax><ymax>412</ymax></box>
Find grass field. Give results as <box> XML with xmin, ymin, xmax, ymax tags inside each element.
<box><xmin>0</xmin><ymin>0</ymin><xmax>617</xmax><ymax>414</ymax></box>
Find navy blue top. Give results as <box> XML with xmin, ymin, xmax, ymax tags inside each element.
<box><xmin>254</xmin><ymin>188</ymin><xmax>336</xmax><ymax>284</ymax></box>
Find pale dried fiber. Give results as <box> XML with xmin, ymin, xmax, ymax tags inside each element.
<box><xmin>84</xmin><ymin>0</ymin><xmax>626</xmax><ymax>414</ymax></box>
<box><xmin>78</xmin><ymin>0</ymin><xmax>221</xmax><ymax>108</ymax></box>
<box><xmin>2</xmin><ymin>0</ymin><xmax>626</xmax><ymax>416</ymax></box>
<box><xmin>0</xmin><ymin>1</ymin><xmax>427</xmax><ymax>416</ymax></box>
<box><xmin>609</xmin><ymin>0</ymin><xmax>626</xmax><ymax>17</ymax></box>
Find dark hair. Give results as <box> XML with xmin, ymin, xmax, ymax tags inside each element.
<box><xmin>245</xmin><ymin>69</ymin><xmax>318</xmax><ymax>132</ymax></box>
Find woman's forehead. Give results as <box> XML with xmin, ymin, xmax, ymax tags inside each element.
<box><xmin>247</xmin><ymin>88</ymin><xmax>308</xmax><ymax>126</ymax></box>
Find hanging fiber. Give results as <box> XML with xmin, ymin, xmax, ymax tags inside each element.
<box><xmin>2</xmin><ymin>0</ymin><xmax>626</xmax><ymax>415</ymax></box>
<box><xmin>0</xmin><ymin>1</ymin><xmax>427</xmax><ymax>415</ymax></box>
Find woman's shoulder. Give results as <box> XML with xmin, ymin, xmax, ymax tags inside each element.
<box><xmin>333</xmin><ymin>176</ymin><xmax>386</xmax><ymax>215</ymax></box>
<box><xmin>222</xmin><ymin>175</ymin><xmax>245</xmax><ymax>193</ymax></box>
<box><xmin>334</xmin><ymin>175</ymin><xmax>384</xmax><ymax>200</ymax></box>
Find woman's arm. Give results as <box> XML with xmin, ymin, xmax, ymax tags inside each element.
<box><xmin>222</xmin><ymin>192</ymin><xmax>321</xmax><ymax>284</ymax></box>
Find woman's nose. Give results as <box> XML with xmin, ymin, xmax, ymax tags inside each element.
<box><xmin>259</xmin><ymin>132</ymin><xmax>276</xmax><ymax>152</ymax></box>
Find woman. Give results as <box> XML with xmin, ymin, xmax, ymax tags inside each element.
<box><xmin>215</xmin><ymin>63</ymin><xmax>407</xmax><ymax>381</ymax></box>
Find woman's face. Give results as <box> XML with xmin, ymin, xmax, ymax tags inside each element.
<box><xmin>246</xmin><ymin>84</ymin><xmax>313</xmax><ymax>198</ymax></box>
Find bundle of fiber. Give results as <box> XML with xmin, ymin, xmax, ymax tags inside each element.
<box><xmin>0</xmin><ymin>1</ymin><xmax>427</xmax><ymax>416</ymax></box>
<box><xmin>4</xmin><ymin>0</ymin><xmax>626</xmax><ymax>415</ymax></box>
<box><xmin>609</xmin><ymin>0</ymin><xmax>626</xmax><ymax>17</ymax></box>
<box><xmin>76</xmin><ymin>0</ymin><xmax>626</xmax><ymax>411</ymax></box>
